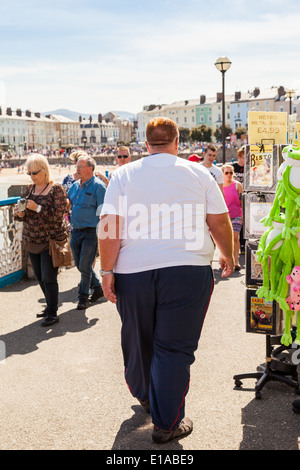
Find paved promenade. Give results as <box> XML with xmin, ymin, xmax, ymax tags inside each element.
<box><xmin>1</xmin><ymin>253</ymin><xmax>300</xmax><ymax>451</ymax></box>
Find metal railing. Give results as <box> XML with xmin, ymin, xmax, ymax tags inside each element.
<box><xmin>0</xmin><ymin>197</ymin><xmax>24</xmax><ymax>287</ymax></box>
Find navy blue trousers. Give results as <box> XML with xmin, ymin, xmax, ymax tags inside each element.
<box><xmin>115</xmin><ymin>265</ymin><xmax>214</xmax><ymax>430</ymax></box>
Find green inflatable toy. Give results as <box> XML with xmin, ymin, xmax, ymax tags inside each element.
<box><xmin>256</xmin><ymin>142</ymin><xmax>300</xmax><ymax>346</ymax></box>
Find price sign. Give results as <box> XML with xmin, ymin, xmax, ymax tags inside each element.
<box><xmin>248</xmin><ymin>111</ymin><xmax>287</xmax><ymax>145</ymax></box>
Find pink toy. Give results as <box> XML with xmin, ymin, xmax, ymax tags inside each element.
<box><xmin>286</xmin><ymin>266</ymin><xmax>300</xmax><ymax>311</ymax></box>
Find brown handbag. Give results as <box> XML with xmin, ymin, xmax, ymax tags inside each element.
<box><xmin>48</xmin><ymin>237</ymin><xmax>72</xmax><ymax>268</ymax></box>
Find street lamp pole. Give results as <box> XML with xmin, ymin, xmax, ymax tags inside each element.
<box><xmin>286</xmin><ymin>89</ymin><xmax>295</xmax><ymax>115</ymax></box>
<box><xmin>215</xmin><ymin>56</ymin><xmax>231</xmax><ymax>164</ymax></box>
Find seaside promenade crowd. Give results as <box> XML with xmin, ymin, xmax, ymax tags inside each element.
<box><xmin>6</xmin><ymin>118</ymin><xmax>247</xmax><ymax>446</ymax></box>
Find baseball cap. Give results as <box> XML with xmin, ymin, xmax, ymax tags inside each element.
<box><xmin>188</xmin><ymin>154</ymin><xmax>201</xmax><ymax>162</ymax></box>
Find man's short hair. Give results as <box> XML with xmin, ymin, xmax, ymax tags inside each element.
<box><xmin>204</xmin><ymin>143</ymin><xmax>217</xmax><ymax>153</ymax></box>
<box><xmin>146</xmin><ymin>117</ymin><xmax>179</xmax><ymax>146</ymax></box>
<box><xmin>77</xmin><ymin>155</ymin><xmax>96</xmax><ymax>170</ymax></box>
<box><xmin>117</xmin><ymin>146</ymin><xmax>130</xmax><ymax>155</ymax></box>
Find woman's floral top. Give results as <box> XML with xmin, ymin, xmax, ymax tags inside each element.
<box><xmin>15</xmin><ymin>183</ymin><xmax>68</xmax><ymax>248</ymax></box>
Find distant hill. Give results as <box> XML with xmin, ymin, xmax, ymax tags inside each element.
<box><xmin>41</xmin><ymin>108</ymin><xmax>136</xmax><ymax>122</ymax></box>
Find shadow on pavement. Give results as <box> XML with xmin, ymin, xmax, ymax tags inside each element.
<box><xmin>0</xmin><ymin>308</ymin><xmax>99</xmax><ymax>358</ymax></box>
<box><xmin>239</xmin><ymin>386</ymin><xmax>300</xmax><ymax>450</ymax></box>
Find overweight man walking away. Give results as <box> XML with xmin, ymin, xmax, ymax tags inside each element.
<box><xmin>98</xmin><ymin>117</ymin><xmax>234</xmax><ymax>444</ymax></box>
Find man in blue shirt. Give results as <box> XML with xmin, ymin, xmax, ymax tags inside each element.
<box><xmin>68</xmin><ymin>155</ymin><xmax>106</xmax><ymax>309</ymax></box>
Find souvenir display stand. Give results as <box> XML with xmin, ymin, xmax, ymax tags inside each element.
<box><xmin>233</xmin><ymin>142</ymin><xmax>300</xmax><ymax>399</ymax></box>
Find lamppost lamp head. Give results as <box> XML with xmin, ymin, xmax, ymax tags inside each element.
<box><xmin>215</xmin><ymin>56</ymin><xmax>232</xmax><ymax>73</ymax></box>
<box><xmin>286</xmin><ymin>89</ymin><xmax>295</xmax><ymax>99</ymax></box>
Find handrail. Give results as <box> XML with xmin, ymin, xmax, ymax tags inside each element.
<box><xmin>0</xmin><ymin>197</ymin><xmax>24</xmax><ymax>287</ymax></box>
<box><xmin>0</xmin><ymin>197</ymin><xmax>20</xmax><ymax>207</ymax></box>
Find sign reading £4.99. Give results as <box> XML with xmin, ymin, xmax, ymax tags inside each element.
<box><xmin>248</xmin><ymin>111</ymin><xmax>287</xmax><ymax>145</ymax></box>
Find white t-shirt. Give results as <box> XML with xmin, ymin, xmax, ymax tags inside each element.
<box><xmin>100</xmin><ymin>153</ymin><xmax>228</xmax><ymax>273</ymax></box>
<box><xmin>200</xmin><ymin>162</ymin><xmax>223</xmax><ymax>185</ymax></box>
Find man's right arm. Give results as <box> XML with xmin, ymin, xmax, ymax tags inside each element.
<box><xmin>98</xmin><ymin>214</ymin><xmax>123</xmax><ymax>303</ymax></box>
<box><xmin>206</xmin><ymin>212</ymin><xmax>234</xmax><ymax>277</ymax></box>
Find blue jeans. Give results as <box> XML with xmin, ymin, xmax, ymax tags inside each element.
<box><xmin>28</xmin><ymin>249</ymin><xmax>59</xmax><ymax>317</ymax></box>
<box><xmin>70</xmin><ymin>228</ymin><xmax>101</xmax><ymax>302</ymax></box>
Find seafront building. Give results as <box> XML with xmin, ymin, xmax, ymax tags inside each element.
<box><xmin>136</xmin><ymin>86</ymin><xmax>300</xmax><ymax>143</ymax></box>
<box><xmin>0</xmin><ymin>108</ymin><xmax>130</xmax><ymax>154</ymax></box>
<box><xmin>1</xmin><ymin>86</ymin><xmax>300</xmax><ymax>151</ymax></box>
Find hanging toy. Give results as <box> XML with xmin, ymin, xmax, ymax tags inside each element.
<box><xmin>286</xmin><ymin>266</ymin><xmax>300</xmax><ymax>311</ymax></box>
<box><xmin>261</xmin><ymin>142</ymin><xmax>300</xmax><ymax>229</ymax></box>
<box><xmin>260</xmin><ymin>147</ymin><xmax>289</xmax><ymax>227</ymax></box>
<box><xmin>280</xmin><ymin>145</ymin><xmax>300</xmax><ymax>239</ymax></box>
<box><xmin>256</xmin><ymin>215</ymin><xmax>285</xmax><ymax>301</ymax></box>
<box><xmin>256</xmin><ymin>141</ymin><xmax>300</xmax><ymax>346</ymax></box>
<box><xmin>283</xmin><ymin>267</ymin><xmax>300</xmax><ymax>346</ymax></box>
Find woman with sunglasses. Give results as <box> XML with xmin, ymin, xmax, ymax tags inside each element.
<box><xmin>14</xmin><ymin>154</ymin><xmax>68</xmax><ymax>326</ymax></box>
<box><xmin>221</xmin><ymin>164</ymin><xmax>243</xmax><ymax>271</ymax></box>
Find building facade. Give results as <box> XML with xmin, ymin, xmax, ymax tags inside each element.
<box><xmin>79</xmin><ymin>116</ymin><xmax>119</xmax><ymax>147</ymax></box>
<box><xmin>136</xmin><ymin>86</ymin><xmax>300</xmax><ymax>143</ymax></box>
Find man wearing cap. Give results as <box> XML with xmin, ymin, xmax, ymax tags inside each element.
<box><xmin>98</xmin><ymin>117</ymin><xmax>234</xmax><ymax>444</ymax></box>
<box><xmin>188</xmin><ymin>154</ymin><xmax>202</xmax><ymax>163</ymax></box>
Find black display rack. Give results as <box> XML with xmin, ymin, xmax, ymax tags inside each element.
<box><xmin>233</xmin><ymin>143</ymin><xmax>300</xmax><ymax>398</ymax></box>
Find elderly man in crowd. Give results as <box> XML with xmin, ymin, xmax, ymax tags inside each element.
<box><xmin>68</xmin><ymin>155</ymin><xmax>106</xmax><ymax>309</ymax></box>
<box><xmin>98</xmin><ymin>117</ymin><xmax>234</xmax><ymax>444</ymax></box>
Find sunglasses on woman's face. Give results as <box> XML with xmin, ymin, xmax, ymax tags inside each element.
<box><xmin>224</xmin><ymin>171</ymin><xmax>233</xmax><ymax>175</ymax></box>
<box><xmin>27</xmin><ymin>170</ymin><xmax>41</xmax><ymax>176</ymax></box>
<box><xmin>117</xmin><ymin>155</ymin><xmax>129</xmax><ymax>159</ymax></box>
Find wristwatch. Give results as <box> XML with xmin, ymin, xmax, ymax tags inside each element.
<box><xmin>36</xmin><ymin>205</ymin><xmax>42</xmax><ymax>213</ymax></box>
<box><xmin>100</xmin><ymin>269</ymin><xmax>114</xmax><ymax>277</ymax></box>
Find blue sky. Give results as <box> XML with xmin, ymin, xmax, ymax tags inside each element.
<box><xmin>1</xmin><ymin>0</ymin><xmax>300</xmax><ymax>115</ymax></box>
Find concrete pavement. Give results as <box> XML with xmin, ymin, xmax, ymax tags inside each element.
<box><xmin>1</xmin><ymin>254</ymin><xmax>300</xmax><ymax>450</ymax></box>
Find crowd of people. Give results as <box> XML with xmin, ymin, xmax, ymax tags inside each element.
<box><xmin>13</xmin><ymin>121</ymin><xmax>244</xmax><ymax>445</ymax></box>
<box><xmin>188</xmin><ymin>144</ymin><xmax>245</xmax><ymax>270</ymax></box>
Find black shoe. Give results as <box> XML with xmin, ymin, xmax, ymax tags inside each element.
<box><xmin>36</xmin><ymin>308</ymin><xmax>47</xmax><ymax>318</ymax></box>
<box><xmin>41</xmin><ymin>316</ymin><xmax>59</xmax><ymax>327</ymax></box>
<box><xmin>137</xmin><ymin>398</ymin><xmax>150</xmax><ymax>414</ymax></box>
<box><xmin>90</xmin><ymin>287</ymin><xmax>104</xmax><ymax>302</ymax></box>
<box><xmin>77</xmin><ymin>300</ymin><xmax>89</xmax><ymax>310</ymax></box>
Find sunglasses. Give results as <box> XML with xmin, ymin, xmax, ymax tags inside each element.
<box><xmin>27</xmin><ymin>170</ymin><xmax>41</xmax><ymax>176</ymax></box>
<box><xmin>224</xmin><ymin>171</ymin><xmax>233</xmax><ymax>175</ymax></box>
<box><xmin>117</xmin><ymin>155</ymin><xmax>129</xmax><ymax>159</ymax></box>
